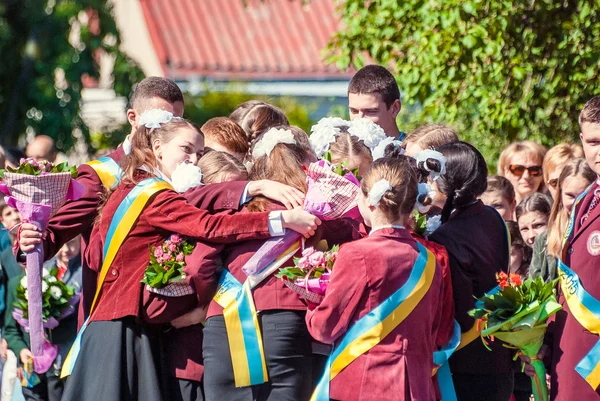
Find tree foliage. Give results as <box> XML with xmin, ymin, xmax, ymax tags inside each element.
<box><xmin>0</xmin><ymin>0</ymin><xmax>143</xmax><ymax>152</ymax></box>
<box><xmin>328</xmin><ymin>0</ymin><xmax>600</xmax><ymax>168</ymax></box>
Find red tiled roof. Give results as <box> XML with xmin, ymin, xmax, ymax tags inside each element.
<box><xmin>139</xmin><ymin>0</ymin><xmax>352</xmax><ymax>80</ymax></box>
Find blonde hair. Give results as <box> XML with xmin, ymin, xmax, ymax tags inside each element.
<box><xmin>542</xmin><ymin>143</ymin><xmax>584</xmax><ymax>184</ymax></box>
<box><xmin>497</xmin><ymin>141</ymin><xmax>547</xmax><ymax>176</ymax></box>
<box><xmin>122</xmin><ymin>118</ymin><xmax>202</xmax><ymax>184</ymax></box>
<box><xmin>229</xmin><ymin>100</ymin><xmax>289</xmax><ymax>142</ymax></box>
<box><xmin>404</xmin><ymin>124</ymin><xmax>459</xmax><ymax>149</ymax></box>
<box><xmin>546</xmin><ymin>159</ymin><xmax>595</xmax><ymax>258</ymax></box>
<box><xmin>361</xmin><ymin>156</ymin><xmax>424</xmax><ymax>219</ymax></box>
<box><xmin>247</xmin><ymin>128</ymin><xmax>312</xmax><ymax>212</ymax></box>
<box><xmin>199</xmin><ymin>151</ymin><xmax>248</xmax><ymax>184</ymax></box>
<box><xmin>330</xmin><ymin>127</ymin><xmax>373</xmax><ymax>168</ymax></box>
<box><xmin>201</xmin><ymin>117</ymin><xmax>249</xmax><ymax>157</ymax></box>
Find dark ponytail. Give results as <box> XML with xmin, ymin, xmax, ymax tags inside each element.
<box><xmin>436</xmin><ymin>142</ymin><xmax>488</xmax><ymax>223</ymax></box>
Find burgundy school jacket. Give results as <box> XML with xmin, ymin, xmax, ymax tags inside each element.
<box><xmin>83</xmin><ymin>171</ymin><xmax>272</xmax><ymax>322</ymax></box>
<box><xmin>306</xmin><ymin>228</ymin><xmax>444</xmax><ymax>401</ymax></box>
<box><xmin>142</xmin><ymin>241</ymin><xmax>223</xmax><ymax>382</ymax></box>
<box><xmin>429</xmin><ymin>201</ymin><xmax>513</xmax><ymax>375</ymax></box>
<box><xmin>551</xmin><ymin>180</ymin><xmax>600</xmax><ymax>401</ymax></box>
<box><xmin>206</xmin><ymin>202</ymin><xmax>361</xmax><ymax>318</ymax></box>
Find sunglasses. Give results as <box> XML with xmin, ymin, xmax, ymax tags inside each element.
<box><xmin>508</xmin><ymin>164</ymin><xmax>543</xmax><ymax>177</ymax></box>
<box><xmin>547</xmin><ymin>178</ymin><xmax>559</xmax><ymax>189</ymax></box>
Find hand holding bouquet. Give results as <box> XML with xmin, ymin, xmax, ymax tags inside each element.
<box><xmin>468</xmin><ymin>273</ymin><xmax>561</xmax><ymax>401</ymax></box>
<box><xmin>142</xmin><ymin>234</ymin><xmax>195</xmax><ymax>297</ymax></box>
<box><xmin>276</xmin><ymin>243</ymin><xmax>339</xmax><ymax>303</ymax></box>
<box><xmin>0</xmin><ymin>157</ymin><xmax>83</xmax><ymax>357</ymax></box>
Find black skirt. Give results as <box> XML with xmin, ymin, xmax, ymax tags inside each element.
<box><xmin>61</xmin><ymin>317</ymin><xmax>166</xmax><ymax>401</ymax></box>
<box><xmin>203</xmin><ymin>310</ymin><xmax>313</xmax><ymax>401</ymax></box>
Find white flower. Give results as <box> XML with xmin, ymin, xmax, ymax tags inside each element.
<box><xmin>138</xmin><ymin>109</ymin><xmax>174</xmax><ymax>129</ymax></box>
<box><xmin>347</xmin><ymin>118</ymin><xmax>387</xmax><ymax>153</ymax></box>
<box><xmin>415</xmin><ymin>149</ymin><xmax>447</xmax><ymax>181</ymax></box>
<box><xmin>42</xmin><ymin>281</ymin><xmax>49</xmax><ymax>293</ymax></box>
<box><xmin>50</xmin><ymin>286</ymin><xmax>62</xmax><ymax>300</ymax></box>
<box><xmin>42</xmin><ymin>268</ymin><xmax>50</xmax><ymax>278</ymax></box>
<box><xmin>369</xmin><ymin>179</ymin><xmax>392</xmax><ymax>207</ymax></box>
<box><xmin>20</xmin><ymin>276</ymin><xmax>27</xmax><ymax>289</ymax></box>
<box><xmin>47</xmin><ymin>276</ymin><xmax>57</xmax><ymax>283</ymax></box>
<box><xmin>426</xmin><ymin>215</ymin><xmax>442</xmax><ymax>234</ymax></box>
<box><xmin>309</xmin><ymin>117</ymin><xmax>349</xmax><ymax>158</ymax></box>
<box><xmin>171</xmin><ymin>161</ymin><xmax>203</xmax><ymax>193</ymax></box>
<box><xmin>416</xmin><ymin>183</ymin><xmax>437</xmax><ymax>213</ymax></box>
<box><xmin>372</xmin><ymin>137</ymin><xmax>404</xmax><ymax>161</ymax></box>
<box><xmin>252</xmin><ymin>128</ymin><xmax>296</xmax><ymax>159</ymax></box>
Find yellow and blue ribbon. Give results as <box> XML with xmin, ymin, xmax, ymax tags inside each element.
<box><xmin>86</xmin><ymin>156</ymin><xmax>122</xmax><ymax>190</ymax></box>
<box><xmin>61</xmin><ymin>178</ymin><xmax>172</xmax><ymax>378</ymax></box>
<box><xmin>310</xmin><ymin>243</ymin><xmax>436</xmax><ymax>401</ymax></box>
<box><xmin>213</xmin><ymin>240</ymin><xmax>301</xmax><ymax>387</ymax></box>
<box><xmin>557</xmin><ymin>184</ymin><xmax>600</xmax><ymax>389</ymax></box>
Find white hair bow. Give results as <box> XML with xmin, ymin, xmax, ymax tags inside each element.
<box><xmin>369</xmin><ymin>179</ymin><xmax>392</xmax><ymax>207</ymax></box>
<box><xmin>372</xmin><ymin>137</ymin><xmax>404</xmax><ymax>161</ymax></box>
<box><xmin>138</xmin><ymin>109</ymin><xmax>174</xmax><ymax>129</ymax></box>
<box><xmin>415</xmin><ymin>149</ymin><xmax>447</xmax><ymax>180</ymax></box>
<box><xmin>252</xmin><ymin>128</ymin><xmax>296</xmax><ymax>159</ymax></box>
<box><xmin>309</xmin><ymin>117</ymin><xmax>350</xmax><ymax>158</ymax></box>
<box><xmin>347</xmin><ymin>118</ymin><xmax>388</xmax><ymax>153</ymax></box>
<box><xmin>416</xmin><ymin>182</ymin><xmax>436</xmax><ymax>213</ymax></box>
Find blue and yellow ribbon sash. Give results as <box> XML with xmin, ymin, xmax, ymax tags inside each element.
<box><xmin>61</xmin><ymin>178</ymin><xmax>172</xmax><ymax>378</ymax></box>
<box><xmin>557</xmin><ymin>184</ymin><xmax>600</xmax><ymax>389</ymax></box>
<box><xmin>310</xmin><ymin>243</ymin><xmax>436</xmax><ymax>401</ymax></box>
<box><xmin>86</xmin><ymin>156</ymin><xmax>122</xmax><ymax>190</ymax></box>
<box><xmin>213</xmin><ymin>240</ymin><xmax>301</xmax><ymax>387</ymax></box>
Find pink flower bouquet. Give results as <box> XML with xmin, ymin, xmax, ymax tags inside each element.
<box><xmin>142</xmin><ymin>234</ymin><xmax>195</xmax><ymax>297</ymax></box>
<box><xmin>276</xmin><ymin>245</ymin><xmax>339</xmax><ymax>304</ymax></box>
<box><xmin>0</xmin><ymin>158</ymin><xmax>84</xmax><ymax>358</ymax></box>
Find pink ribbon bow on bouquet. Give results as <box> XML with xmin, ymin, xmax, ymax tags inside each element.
<box><xmin>0</xmin><ymin>172</ymin><xmax>84</xmax><ymax>359</ymax></box>
<box><xmin>242</xmin><ymin>160</ymin><xmax>360</xmax><ymax>279</ymax></box>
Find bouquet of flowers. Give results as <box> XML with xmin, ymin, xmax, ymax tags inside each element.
<box><xmin>276</xmin><ymin>243</ymin><xmax>339</xmax><ymax>304</ymax></box>
<box><xmin>0</xmin><ymin>157</ymin><xmax>83</xmax><ymax>358</ymax></box>
<box><xmin>12</xmin><ymin>267</ymin><xmax>79</xmax><ymax>374</ymax></box>
<box><xmin>141</xmin><ymin>234</ymin><xmax>195</xmax><ymax>297</ymax></box>
<box><xmin>13</xmin><ymin>268</ymin><xmax>78</xmax><ymax>327</ymax></box>
<box><xmin>468</xmin><ymin>273</ymin><xmax>561</xmax><ymax>401</ymax></box>
<box><xmin>239</xmin><ymin>158</ymin><xmax>360</xmax><ymax>298</ymax></box>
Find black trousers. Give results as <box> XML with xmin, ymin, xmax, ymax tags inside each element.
<box><xmin>22</xmin><ymin>375</ymin><xmax>64</xmax><ymax>401</ymax></box>
<box><xmin>203</xmin><ymin>310</ymin><xmax>313</xmax><ymax>401</ymax></box>
<box><xmin>452</xmin><ymin>373</ymin><xmax>514</xmax><ymax>401</ymax></box>
<box><xmin>167</xmin><ymin>377</ymin><xmax>204</xmax><ymax>401</ymax></box>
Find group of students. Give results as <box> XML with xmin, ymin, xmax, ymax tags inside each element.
<box><xmin>0</xmin><ymin>64</ymin><xmax>599</xmax><ymax>401</ymax></box>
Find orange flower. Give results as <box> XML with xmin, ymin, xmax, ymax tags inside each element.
<box><xmin>496</xmin><ymin>271</ymin><xmax>508</xmax><ymax>285</ymax></box>
<box><xmin>498</xmin><ymin>278</ymin><xmax>508</xmax><ymax>290</ymax></box>
<box><xmin>510</xmin><ymin>273</ymin><xmax>522</xmax><ymax>286</ymax></box>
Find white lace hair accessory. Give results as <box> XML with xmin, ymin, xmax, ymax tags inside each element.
<box><xmin>347</xmin><ymin>118</ymin><xmax>388</xmax><ymax>154</ymax></box>
<box><xmin>252</xmin><ymin>127</ymin><xmax>296</xmax><ymax>159</ymax></box>
<box><xmin>139</xmin><ymin>109</ymin><xmax>174</xmax><ymax>129</ymax></box>
<box><xmin>369</xmin><ymin>179</ymin><xmax>392</xmax><ymax>207</ymax></box>
<box><xmin>416</xmin><ymin>182</ymin><xmax>436</xmax><ymax>213</ymax></box>
<box><xmin>309</xmin><ymin>117</ymin><xmax>350</xmax><ymax>158</ymax></box>
<box><xmin>171</xmin><ymin>161</ymin><xmax>203</xmax><ymax>193</ymax></box>
<box><xmin>415</xmin><ymin>149</ymin><xmax>447</xmax><ymax>181</ymax></box>
<box><xmin>372</xmin><ymin>137</ymin><xmax>404</xmax><ymax>161</ymax></box>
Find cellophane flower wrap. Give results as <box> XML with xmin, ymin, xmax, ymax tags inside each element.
<box><xmin>276</xmin><ymin>243</ymin><xmax>338</xmax><ymax>304</ymax></box>
<box><xmin>0</xmin><ymin>158</ymin><xmax>84</xmax><ymax>359</ymax></box>
<box><xmin>142</xmin><ymin>234</ymin><xmax>195</xmax><ymax>297</ymax></box>
<box><xmin>468</xmin><ymin>274</ymin><xmax>561</xmax><ymax>401</ymax></box>
<box><xmin>12</xmin><ymin>266</ymin><xmax>79</xmax><ymax>374</ymax></box>
<box><xmin>241</xmin><ymin>159</ymin><xmax>360</xmax><ymax>301</ymax></box>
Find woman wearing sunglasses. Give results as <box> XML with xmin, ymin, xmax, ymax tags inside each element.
<box><xmin>498</xmin><ymin>141</ymin><xmax>547</xmax><ymax>203</ymax></box>
<box><xmin>542</xmin><ymin>143</ymin><xmax>584</xmax><ymax>200</ymax></box>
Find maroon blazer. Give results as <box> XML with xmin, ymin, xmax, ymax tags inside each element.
<box><xmin>142</xmin><ymin>241</ymin><xmax>223</xmax><ymax>382</ymax></box>
<box><xmin>83</xmin><ymin>172</ymin><xmax>272</xmax><ymax>322</ymax></box>
<box><xmin>551</xmin><ymin>180</ymin><xmax>600</xmax><ymax>401</ymax></box>
<box><xmin>306</xmin><ymin>228</ymin><xmax>444</xmax><ymax>401</ymax></box>
<box><xmin>206</xmin><ymin>203</ymin><xmax>361</xmax><ymax>318</ymax></box>
<box><xmin>429</xmin><ymin>201</ymin><xmax>513</xmax><ymax>375</ymax></box>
